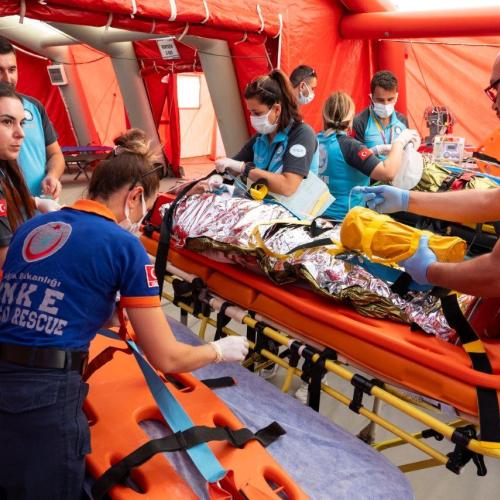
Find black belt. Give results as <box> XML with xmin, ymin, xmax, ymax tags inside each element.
<box><xmin>0</xmin><ymin>343</ymin><xmax>88</xmax><ymax>374</ymax></box>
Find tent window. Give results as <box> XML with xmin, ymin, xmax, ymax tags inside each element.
<box><xmin>178</xmin><ymin>74</ymin><xmax>201</xmax><ymax>109</ymax></box>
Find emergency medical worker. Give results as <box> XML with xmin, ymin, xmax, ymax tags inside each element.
<box><xmin>0</xmin><ymin>83</ymin><xmax>43</xmax><ymax>268</ymax></box>
<box><xmin>318</xmin><ymin>91</ymin><xmax>420</xmax><ymax>220</ymax></box>
<box><xmin>0</xmin><ymin>129</ymin><xmax>249</xmax><ymax>499</ymax></box>
<box><xmin>215</xmin><ymin>69</ymin><xmax>319</xmax><ymax>192</ymax></box>
<box><xmin>353</xmin><ymin>71</ymin><xmax>409</xmax><ymax>157</ymax></box>
<box><xmin>0</xmin><ymin>37</ymin><xmax>65</xmax><ymax>198</ymax></box>
<box><xmin>354</xmin><ymin>53</ymin><xmax>500</xmax><ymax>295</ymax></box>
<box><xmin>290</xmin><ymin>65</ymin><xmax>318</xmax><ymax>107</ymax></box>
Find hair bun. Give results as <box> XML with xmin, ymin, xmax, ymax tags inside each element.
<box><xmin>113</xmin><ymin>128</ymin><xmax>150</xmax><ymax>157</ymax></box>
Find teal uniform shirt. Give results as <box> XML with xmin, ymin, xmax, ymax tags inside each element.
<box><xmin>317</xmin><ymin>131</ymin><xmax>380</xmax><ymax>220</ymax></box>
<box><xmin>234</xmin><ymin>122</ymin><xmax>318</xmax><ymax>177</ymax></box>
<box><xmin>18</xmin><ymin>95</ymin><xmax>58</xmax><ymax>197</ymax></box>
<box><xmin>353</xmin><ymin>107</ymin><xmax>409</xmax><ymax>159</ymax></box>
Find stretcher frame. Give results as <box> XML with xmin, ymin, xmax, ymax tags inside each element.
<box><xmin>141</xmin><ymin>237</ymin><xmax>500</xmax><ymax>476</ymax></box>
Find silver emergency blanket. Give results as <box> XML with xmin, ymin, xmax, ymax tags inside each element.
<box><xmin>165</xmin><ymin>193</ymin><xmax>473</xmax><ymax>342</ymax></box>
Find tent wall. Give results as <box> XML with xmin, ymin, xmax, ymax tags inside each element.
<box><xmin>15</xmin><ymin>49</ymin><xmax>77</xmax><ymax>147</ymax></box>
<box><xmin>403</xmin><ymin>37</ymin><xmax>500</xmax><ymax>146</ymax></box>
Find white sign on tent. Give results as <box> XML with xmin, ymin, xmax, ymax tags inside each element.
<box><xmin>157</xmin><ymin>38</ymin><xmax>180</xmax><ymax>60</ymax></box>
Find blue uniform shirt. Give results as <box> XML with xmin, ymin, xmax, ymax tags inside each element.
<box><xmin>0</xmin><ymin>200</ymin><xmax>160</xmax><ymax>350</ymax></box>
<box><xmin>318</xmin><ymin>131</ymin><xmax>380</xmax><ymax>220</ymax></box>
<box><xmin>18</xmin><ymin>95</ymin><xmax>58</xmax><ymax>196</ymax></box>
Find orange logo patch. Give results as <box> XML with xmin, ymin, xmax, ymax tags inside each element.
<box><xmin>357</xmin><ymin>148</ymin><xmax>373</xmax><ymax>160</ymax></box>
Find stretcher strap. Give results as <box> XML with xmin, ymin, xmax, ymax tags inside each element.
<box><xmin>214</xmin><ymin>302</ymin><xmax>232</xmax><ymax>341</ymax></box>
<box><xmin>126</xmin><ymin>339</ymin><xmax>227</xmax><ymax>483</ymax></box>
<box><xmin>441</xmin><ymin>294</ymin><xmax>500</xmax><ymax>442</ymax></box>
<box><xmin>91</xmin><ymin>422</ymin><xmax>286</xmax><ymax>499</ymax></box>
<box><xmin>155</xmin><ymin>172</ymin><xmax>215</xmax><ymax>296</ymax></box>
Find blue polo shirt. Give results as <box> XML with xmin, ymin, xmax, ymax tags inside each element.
<box><xmin>18</xmin><ymin>95</ymin><xmax>58</xmax><ymax>196</ymax></box>
<box><xmin>234</xmin><ymin>121</ymin><xmax>318</xmax><ymax>177</ymax></box>
<box><xmin>318</xmin><ymin>131</ymin><xmax>380</xmax><ymax>220</ymax></box>
<box><xmin>0</xmin><ymin>200</ymin><xmax>160</xmax><ymax>350</ymax></box>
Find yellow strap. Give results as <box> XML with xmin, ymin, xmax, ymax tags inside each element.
<box><xmin>463</xmin><ymin>339</ymin><xmax>486</xmax><ymax>354</ymax></box>
<box><xmin>309</xmin><ymin>190</ymin><xmax>333</xmax><ymax>218</ymax></box>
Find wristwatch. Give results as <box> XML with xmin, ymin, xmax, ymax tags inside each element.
<box><xmin>243</xmin><ymin>162</ymin><xmax>256</xmax><ymax>179</ymax></box>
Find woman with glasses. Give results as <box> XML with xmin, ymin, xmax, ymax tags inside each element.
<box><xmin>0</xmin><ymin>128</ymin><xmax>249</xmax><ymax>499</ymax></box>
<box><xmin>215</xmin><ymin>69</ymin><xmax>319</xmax><ymax>195</ymax></box>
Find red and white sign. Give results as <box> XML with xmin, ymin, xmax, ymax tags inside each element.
<box><xmin>145</xmin><ymin>264</ymin><xmax>158</xmax><ymax>288</ymax></box>
<box><xmin>22</xmin><ymin>222</ymin><xmax>72</xmax><ymax>263</ymax></box>
<box><xmin>357</xmin><ymin>148</ymin><xmax>373</xmax><ymax>160</ymax></box>
<box><xmin>0</xmin><ymin>199</ymin><xmax>7</xmax><ymax>217</ymax></box>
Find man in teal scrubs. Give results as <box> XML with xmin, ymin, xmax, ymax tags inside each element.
<box><xmin>353</xmin><ymin>71</ymin><xmax>409</xmax><ymax>158</ymax></box>
<box><xmin>0</xmin><ymin>37</ymin><xmax>64</xmax><ymax>198</ymax></box>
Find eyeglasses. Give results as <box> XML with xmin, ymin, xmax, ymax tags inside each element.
<box><xmin>129</xmin><ymin>163</ymin><xmax>165</xmax><ymax>190</ymax></box>
<box><xmin>484</xmin><ymin>79</ymin><xmax>500</xmax><ymax>102</ymax></box>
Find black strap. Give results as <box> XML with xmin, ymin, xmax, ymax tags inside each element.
<box><xmin>91</xmin><ymin>422</ymin><xmax>285</xmax><ymax>499</ymax></box>
<box><xmin>285</xmin><ymin>237</ymin><xmax>334</xmax><ymax>255</ymax></box>
<box><xmin>201</xmin><ymin>376</ymin><xmax>236</xmax><ymax>389</ymax></box>
<box><xmin>214</xmin><ymin>302</ymin><xmax>232</xmax><ymax>341</ymax></box>
<box><xmin>446</xmin><ymin>425</ymin><xmax>487</xmax><ymax>476</ymax></box>
<box><xmin>155</xmin><ymin>172</ymin><xmax>215</xmax><ymax>297</ymax></box>
<box><xmin>390</xmin><ymin>272</ymin><xmax>413</xmax><ymax>297</ymax></box>
<box><xmin>441</xmin><ymin>294</ymin><xmax>500</xmax><ymax>442</ymax></box>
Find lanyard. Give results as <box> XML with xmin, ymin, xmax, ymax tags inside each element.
<box><xmin>370</xmin><ymin>110</ymin><xmax>393</xmax><ymax>145</ymax></box>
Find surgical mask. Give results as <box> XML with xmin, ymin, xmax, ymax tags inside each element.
<box><xmin>372</xmin><ymin>101</ymin><xmax>395</xmax><ymax>119</ymax></box>
<box><xmin>120</xmin><ymin>192</ymin><xmax>147</xmax><ymax>234</ymax></box>
<box><xmin>298</xmin><ymin>82</ymin><xmax>315</xmax><ymax>105</ymax></box>
<box><xmin>250</xmin><ymin>109</ymin><xmax>278</xmax><ymax>135</ymax></box>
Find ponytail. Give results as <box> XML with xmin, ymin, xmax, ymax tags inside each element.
<box><xmin>244</xmin><ymin>69</ymin><xmax>302</xmax><ymax>132</ymax></box>
<box><xmin>322</xmin><ymin>92</ymin><xmax>355</xmax><ymax>132</ymax></box>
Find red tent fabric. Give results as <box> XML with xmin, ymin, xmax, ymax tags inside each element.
<box><xmin>15</xmin><ymin>49</ymin><xmax>77</xmax><ymax>146</ymax></box>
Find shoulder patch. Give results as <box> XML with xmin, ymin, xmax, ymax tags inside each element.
<box><xmin>357</xmin><ymin>148</ymin><xmax>373</xmax><ymax>161</ymax></box>
<box><xmin>145</xmin><ymin>264</ymin><xmax>158</xmax><ymax>288</ymax></box>
<box><xmin>289</xmin><ymin>144</ymin><xmax>307</xmax><ymax>158</ymax></box>
<box><xmin>0</xmin><ymin>199</ymin><xmax>7</xmax><ymax>217</ymax></box>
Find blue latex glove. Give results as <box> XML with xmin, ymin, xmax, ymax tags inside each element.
<box><xmin>351</xmin><ymin>185</ymin><xmax>410</xmax><ymax>213</ymax></box>
<box><xmin>399</xmin><ymin>235</ymin><xmax>437</xmax><ymax>285</ymax></box>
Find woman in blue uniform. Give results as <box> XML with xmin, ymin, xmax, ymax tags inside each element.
<box><xmin>317</xmin><ymin>91</ymin><xmax>420</xmax><ymax>221</ymax></box>
<box><xmin>0</xmin><ymin>129</ymin><xmax>248</xmax><ymax>499</ymax></box>
<box><xmin>215</xmin><ymin>69</ymin><xmax>319</xmax><ymax>195</ymax></box>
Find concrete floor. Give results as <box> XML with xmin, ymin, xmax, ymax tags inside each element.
<box><xmin>59</xmin><ymin>159</ymin><xmax>500</xmax><ymax>500</ymax></box>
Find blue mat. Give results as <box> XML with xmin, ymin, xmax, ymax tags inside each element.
<box><xmin>137</xmin><ymin>317</ymin><xmax>413</xmax><ymax>500</ymax></box>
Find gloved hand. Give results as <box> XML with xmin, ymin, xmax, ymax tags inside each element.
<box><xmin>210</xmin><ymin>336</ymin><xmax>249</xmax><ymax>363</ymax></box>
<box><xmin>207</xmin><ymin>174</ymin><xmax>224</xmax><ymax>191</ymax></box>
<box><xmin>370</xmin><ymin>144</ymin><xmax>392</xmax><ymax>156</ymax></box>
<box><xmin>351</xmin><ymin>185</ymin><xmax>410</xmax><ymax>213</ymax></box>
<box><xmin>393</xmin><ymin>129</ymin><xmax>421</xmax><ymax>149</ymax></box>
<box><xmin>399</xmin><ymin>235</ymin><xmax>437</xmax><ymax>285</ymax></box>
<box><xmin>35</xmin><ymin>196</ymin><xmax>61</xmax><ymax>213</ymax></box>
<box><xmin>215</xmin><ymin>158</ymin><xmax>244</xmax><ymax>176</ymax></box>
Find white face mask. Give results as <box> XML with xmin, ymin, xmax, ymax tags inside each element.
<box><xmin>120</xmin><ymin>192</ymin><xmax>147</xmax><ymax>234</ymax></box>
<box><xmin>250</xmin><ymin>108</ymin><xmax>278</xmax><ymax>135</ymax></box>
<box><xmin>298</xmin><ymin>82</ymin><xmax>315</xmax><ymax>105</ymax></box>
<box><xmin>372</xmin><ymin>102</ymin><xmax>395</xmax><ymax>119</ymax></box>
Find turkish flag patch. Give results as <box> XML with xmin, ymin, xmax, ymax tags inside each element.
<box><xmin>357</xmin><ymin>148</ymin><xmax>373</xmax><ymax>161</ymax></box>
<box><xmin>145</xmin><ymin>264</ymin><xmax>158</xmax><ymax>288</ymax></box>
<box><xmin>0</xmin><ymin>199</ymin><xmax>7</xmax><ymax>217</ymax></box>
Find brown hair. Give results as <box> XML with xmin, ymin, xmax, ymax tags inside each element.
<box><xmin>322</xmin><ymin>92</ymin><xmax>355</xmax><ymax>131</ymax></box>
<box><xmin>0</xmin><ymin>83</ymin><xmax>35</xmax><ymax>229</ymax></box>
<box><xmin>88</xmin><ymin>128</ymin><xmax>160</xmax><ymax>200</ymax></box>
<box><xmin>244</xmin><ymin>69</ymin><xmax>302</xmax><ymax>132</ymax></box>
